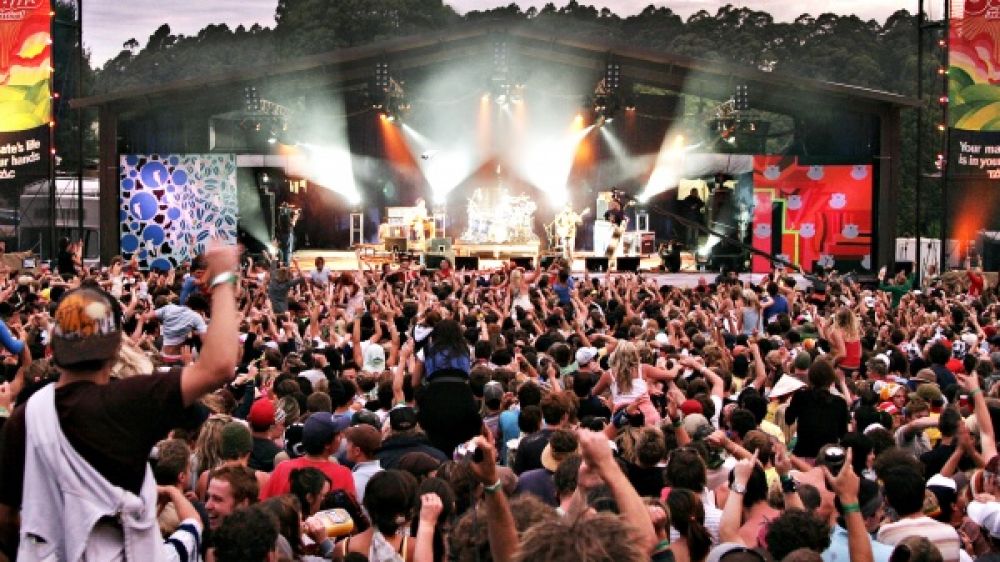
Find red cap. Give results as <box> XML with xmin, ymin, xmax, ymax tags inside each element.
<box><xmin>680</xmin><ymin>399</ymin><xmax>704</xmax><ymax>416</ymax></box>
<box><xmin>247</xmin><ymin>398</ymin><xmax>276</xmax><ymax>430</ymax></box>
<box><xmin>946</xmin><ymin>358</ymin><xmax>965</xmax><ymax>374</ymax></box>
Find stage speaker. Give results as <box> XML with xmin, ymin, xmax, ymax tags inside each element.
<box><xmin>540</xmin><ymin>254</ymin><xmax>558</xmax><ymax>269</ymax></box>
<box><xmin>617</xmin><ymin>257</ymin><xmax>640</xmax><ymax>272</ymax></box>
<box><xmin>430</xmin><ymin>237</ymin><xmax>452</xmax><ymax>254</ymax></box>
<box><xmin>984</xmin><ymin>240</ymin><xmax>1000</xmax><ymax>272</ymax></box>
<box><xmin>511</xmin><ymin>256</ymin><xmax>534</xmax><ymax>270</ymax></box>
<box><xmin>585</xmin><ymin>257</ymin><xmax>610</xmax><ymax>273</ymax></box>
<box><xmin>384</xmin><ymin>237</ymin><xmax>407</xmax><ymax>253</ymax></box>
<box><xmin>455</xmin><ymin>256</ymin><xmax>479</xmax><ymax>271</ymax></box>
<box><xmin>424</xmin><ymin>253</ymin><xmax>447</xmax><ymax>270</ymax></box>
<box><xmin>893</xmin><ymin>261</ymin><xmax>913</xmax><ymax>275</ymax></box>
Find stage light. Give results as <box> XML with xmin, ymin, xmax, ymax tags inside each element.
<box><xmin>639</xmin><ymin>133</ymin><xmax>688</xmax><ymax>202</ymax></box>
<box><xmin>267</xmin><ymin>137</ymin><xmax>277</xmax><ymax>144</ymax></box>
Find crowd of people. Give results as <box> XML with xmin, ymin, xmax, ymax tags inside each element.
<box><xmin>0</xmin><ymin>241</ymin><xmax>999</xmax><ymax>562</ymax></box>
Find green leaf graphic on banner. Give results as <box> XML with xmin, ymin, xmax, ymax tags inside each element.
<box><xmin>956</xmin><ymin>101</ymin><xmax>1000</xmax><ymax>131</ymax></box>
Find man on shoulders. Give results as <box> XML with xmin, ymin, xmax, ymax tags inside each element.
<box><xmin>0</xmin><ymin>242</ymin><xmax>239</xmax><ymax>560</ymax></box>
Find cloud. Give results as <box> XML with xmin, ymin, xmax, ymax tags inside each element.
<box><xmin>85</xmin><ymin>0</ymin><xmax>276</xmax><ymax>65</ymax></box>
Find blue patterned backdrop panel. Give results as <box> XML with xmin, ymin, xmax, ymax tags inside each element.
<box><xmin>120</xmin><ymin>154</ymin><xmax>238</xmax><ymax>270</ymax></box>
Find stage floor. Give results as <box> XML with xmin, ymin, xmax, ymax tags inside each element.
<box><xmin>291</xmin><ymin>249</ymin><xmax>780</xmax><ymax>288</ymax></box>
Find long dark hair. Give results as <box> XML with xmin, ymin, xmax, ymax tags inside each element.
<box><xmin>428</xmin><ymin>319</ymin><xmax>469</xmax><ymax>360</ymax></box>
<box><xmin>667</xmin><ymin>488</ymin><xmax>711</xmax><ymax>562</ymax></box>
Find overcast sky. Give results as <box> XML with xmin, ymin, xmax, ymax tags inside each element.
<box><xmin>85</xmin><ymin>1</ymin><xmax>915</xmax><ymax>66</ymax></box>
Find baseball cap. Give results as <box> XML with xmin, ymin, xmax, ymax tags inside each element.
<box><xmin>220</xmin><ymin>421</ymin><xmax>253</xmax><ymax>459</ymax></box>
<box><xmin>247</xmin><ymin>398</ymin><xmax>276</xmax><ymax>430</ymax></box>
<box><xmin>680</xmin><ymin>399</ymin><xmax>704</xmax><ymax>416</ymax></box>
<box><xmin>50</xmin><ymin>288</ymin><xmax>122</xmax><ymax>368</ymax></box>
<box><xmin>284</xmin><ymin>422</ymin><xmax>305</xmax><ymax>458</ymax></box>
<box><xmin>302</xmin><ymin>412</ymin><xmax>350</xmax><ymax>452</ymax></box>
<box><xmin>344</xmin><ymin>424</ymin><xmax>382</xmax><ymax>457</ymax></box>
<box><xmin>575</xmin><ymin>347</ymin><xmax>598</xmax><ymax>366</ymax></box>
<box><xmin>968</xmin><ymin>500</ymin><xmax>1000</xmax><ymax>539</ymax></box>
<box><xmin>682</xmin><ymin>413</ymin><xmax>715</xmax><ymax>441</ymax></box>
<box><xmin>541</xmin><ymin>439</ymin><xmax>580</xmax><ymax>472</ymax></box>
<box><xmin>390</xmin><ymin>406</ymin><xmax>418</xmax><ymax>432</ymax></box>
<box><xmin>351</xmin><ymin>409</ymin><xmax>382</xmax><ymax>430</ymax></box>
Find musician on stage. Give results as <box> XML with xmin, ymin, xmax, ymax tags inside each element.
<box><xmin>276</xmin><ymin>202</ymin><xmax>301</xmax><ymax>266</ymax></box>
<box><xmin>553</xmin><ymin>204</ymin><xmax>588</xmax><ymax>260</ymax></box>
<box><xmin>604</xmin><ymin>190</ymin><xmax>627</xmax><ymax>227</ymax></box>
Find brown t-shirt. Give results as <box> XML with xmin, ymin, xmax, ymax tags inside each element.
<box><xmin>0</xmin><ymin>369</ymin><xmax>203</xmax><ymax>509</ymax></box>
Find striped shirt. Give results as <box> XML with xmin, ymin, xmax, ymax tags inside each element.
<box><xmin>877</xmin><ymin>516</ymin><xmax>967</xmax><ymax>562</ymax></box>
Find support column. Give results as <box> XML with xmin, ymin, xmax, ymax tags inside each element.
<box><xmin>98</xmin><ymin>106</ymin><xmax>119</xmax><ymax>263</ymax></box>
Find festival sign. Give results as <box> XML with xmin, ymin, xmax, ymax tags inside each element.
<box><xmin>0</xmin><ymin>0</ymin><xmax>51</xmax><ymax>243</ymax></box>
<box><xmin>949</xmin><ymin>0</ymin><xmax>1000</xmax><ymax>179</ymax></box>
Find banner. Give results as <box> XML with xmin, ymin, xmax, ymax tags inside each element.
<box><xmin>0</xmin><ymin>0</ymin><xmax>51</xmax><ymax>246</ymax></box>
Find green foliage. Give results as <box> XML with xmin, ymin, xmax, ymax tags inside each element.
<box><xmin>81</xmin><ymin>1</ymin><xmax>948</xmax><ymax>237</ymax></box>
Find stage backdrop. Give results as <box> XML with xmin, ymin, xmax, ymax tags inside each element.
<box><xmin>752</xmin><ymin>157</ymin><xmax>873</xmax><ymax>274</ymax></box>
<box><xmin>0</xmin><ymin>0</ymin><xmax>51</xmax><ymax>247</ymax></box>
<box><xmin>120</xmin><ymin>154</ymin><xmax>238</xmax><ymax>270</ymax></box>
<box><xmin>948</xmin><ymin>0</ymin><xmax>1000</xmax><ymax>239</ymax></box>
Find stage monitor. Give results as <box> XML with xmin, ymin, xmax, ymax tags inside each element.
<box><xmin>424</xmin><ymin>253</ymin><xmax>447</xmax><ymax>270</ymax></box>
<box><xmin>585</xmin><ymin>257</ymin><xmax>610</xmax><ymax>273</ymax></box>
<box><xmin>616</xmin><ymin>257</ymin><xmax>640</xmax><ymax>272</ymax></box>
<box><xmin>510</xmin><ymin>256</ymin><xmax>534</xmax><ymax>270</ymax></box>
<box><xmin>455</xmin><ymin>256</ymin><xmax>479</xmax><ymax>271</ymax></box>
<box><xmin>384</xmin><ymin>237</ymin><xmax>407</xmax><ymax>253</ymax></box>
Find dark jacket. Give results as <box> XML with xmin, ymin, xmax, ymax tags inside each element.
<box><xmin>375</xmin><ymin>433</ymin><xmax>449</xmax><ymax>470</ymax></box>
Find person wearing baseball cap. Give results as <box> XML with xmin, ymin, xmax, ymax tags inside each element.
<box><xmin>260</xmin><ymin>412</ymin><xmax>355</xmax><ymax>501</ymax></box>
<box><xmin>0</xmin><ymin>242</ymin><xmax>240</xmax><ymax>560</ymax></box>
<box><xmin>246</xmin><ymin>398</ymin><xmax>281</xmax><ymax>472</ymax></box>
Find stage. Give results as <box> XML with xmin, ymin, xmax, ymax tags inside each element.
<box><xmin>289</xmin><ymin>248</ymin><xmax>788</xmax><ymax>288</ymax></box>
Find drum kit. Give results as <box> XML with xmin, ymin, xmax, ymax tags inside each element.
<box><xmin>462</xmin><ymin>188</ymin><xmax>538</xmax><ymax>244</ymax></box>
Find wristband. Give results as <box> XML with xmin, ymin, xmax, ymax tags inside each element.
<box><xmin>210</xmin><ymin>272</ymin><xmax>237</xmax><ymax>288</ymax></box>
<box><xmin>970</xmin><ymin>388</ymin><xmax>983</xmax><ymax>398</ymax></box>
<box><xmin>841</xmin><ymin>502</ymin><xmax>861</xmax><ymax>514</ymax></box>
<box><xmin>484</xmin><ymin>478</ymin><xmax>504</xmax><ymax>495</ymax></box>
<box><xmin>653</xmin><ymin>539</ymin><xmax>671</xmax><ymax>553</ymax></box>
<box><xmin>781</xmin><ymin>477</ymin><xmax>798</xmax><ymax>494</ymax></box>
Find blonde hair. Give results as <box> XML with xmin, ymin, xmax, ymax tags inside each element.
<box><xmin>192</xmin><ymin>414</ymin><xmax>233</xmax><ymax>478</ymax></box>
<box><xmin>835</xmin><ymin>307</ymin><xmax>860</xmax><ymax>340</ymax></box>
<box><xmin>742</xmin><ymin>289</ymin><xmax>759</xmax><ymax>308</ymax></box>
<box><xmin>610</xmin><ymin>341</ymin><xmax>640</xmax><ymax>395</ymax></box>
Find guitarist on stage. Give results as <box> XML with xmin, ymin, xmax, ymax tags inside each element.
<box><xmin>553</xmin><ymin>204</ymin><xmax>589</xmax><ymax>261</ymax></box>
<box><xmin>604</xmin><ymin>189</ymin><xmax>629</xmax><ymax>258</ymax></box>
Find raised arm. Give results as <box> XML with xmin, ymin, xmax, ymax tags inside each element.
<box><xmin>958</xmin><ymin>371</ymin><xmax>997</xmax><ymax>462</ymax></box>
<box><xmin>180</xmin><ymin>243</ymin><xmax>240</xmax><ymax>407</ymax></box>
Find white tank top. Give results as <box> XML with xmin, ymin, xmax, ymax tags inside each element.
<box><xmin>611</xmin><ymin>374</ymin><xmax>648</xmax><ymax>408</ymax></box>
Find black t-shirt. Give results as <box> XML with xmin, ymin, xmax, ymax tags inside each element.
<box><xmin>56</xmin><ymin>249</ymin><xmax>76</xmax><ymax>277</ymax></box>
<box><xmin>249</xmin><ymin>436</ymin><xmax>281</xmax><ymax>473</ymax></box>
<box><xmin>625</xmin><ymin>462</ymin><xmax>667</xmax><ymax>498</ymax></box>
<box><xmin>0</xmin><ymin>369</ymin><xmax>204</xmax><ymax>508</ymax></box>
<box><xmin>577</xmin><ymin>395</ymin><xmax>612</xmax><ymax>421</ymax></box>
<box><xmin>785</xmin><ymin>388</ymin><xmax>849</xmax><ymax>458</ymax></box>
<box><xmin>920</xmin><ymin>441</ymin><xmax>975</xmax><ymax>478</ymax></box>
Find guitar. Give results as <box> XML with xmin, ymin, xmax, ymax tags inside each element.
<box><xmin>554</xmin><ymin>207</ymin><xmax>590</xmax><ymax>240</ymax></box>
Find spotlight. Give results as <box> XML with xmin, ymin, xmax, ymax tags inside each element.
<box><xmin>267</xmin><ymin>136</ymin><xmax>277</xmax><ymax>144</ymax></box>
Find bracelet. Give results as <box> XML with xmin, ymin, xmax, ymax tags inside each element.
<box><xmin>841</xmin><ymin>502</ymin><xmax>861</xmax><ymax>514</ymax></box>
<box><xmin>970</xmin><ymin>388</ymin><xmax>983</xmax><ymax>398</ymax></box>
<box><xmin>210</xmin><ymin>272</ymin><xmax>237</xmax><ymax>288</ymax></box>
<box><xmin>653</xmin><ymin>539</ymin><xmax>671</xmax><ymax>553</ymax></box>
<box><xmin>484</xmin><ymin>478</ymin><xmax>504</xmax><ymax>495</ymax></box>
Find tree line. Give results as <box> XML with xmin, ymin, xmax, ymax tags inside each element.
<box><xmin>58</xmin><ymin>1</ymin><xmax>946</xmax><ymax>237</ymax></box>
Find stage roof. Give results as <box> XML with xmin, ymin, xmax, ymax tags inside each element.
<box><xmin>72</xmin><ymin>23</ymin><xmax>920</xmax><ymax>117</ymax></box>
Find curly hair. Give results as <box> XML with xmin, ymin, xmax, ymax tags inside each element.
<box><xmin>514</xmin><ymin>511</ymin><xmax>646</xmax><ymax>562</ymax></box>
<box><xmin>212</xmin><ymin>506</ymin><xmax>279</xmax><ymax>562</ymax></box>
<box><xmin>449</xmin><ymin>495</ymin><xmax>555</xmax><ymax>562</ymax></box>
<box><xmin>764</xmin><ymin>508</ymin><xmax>831</xmax><ymax>561</ymax></box>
